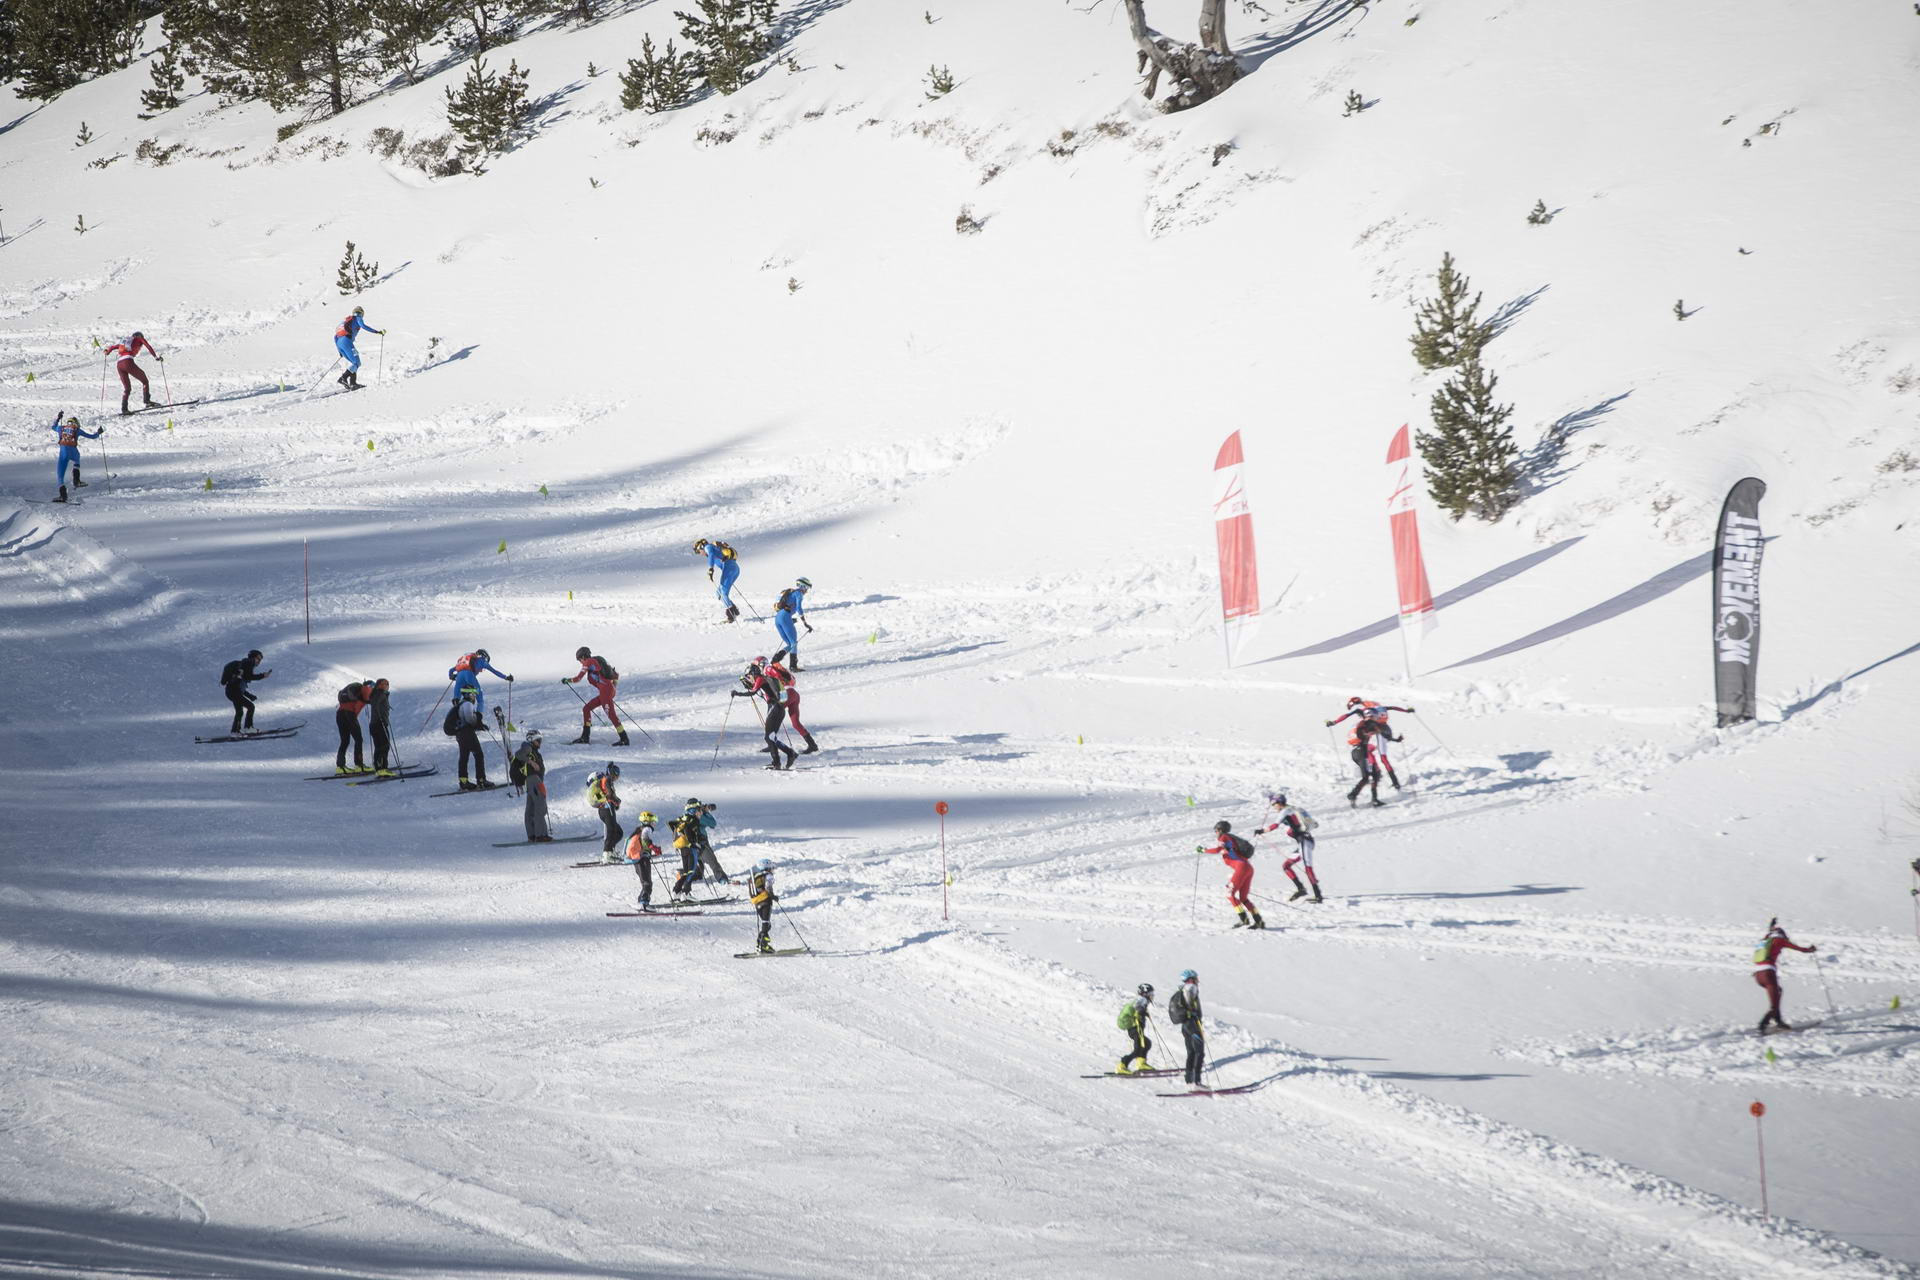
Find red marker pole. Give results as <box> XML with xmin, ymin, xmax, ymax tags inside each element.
<box><xmin>1750</xmin><ymin>1101</ymin><xmax>1769</xmax><ymax>1216</ymax></box>
<box><xmin>935</xmin><ymin>801</ymin><xmax>950</xmax><ymax>920</ymax></box>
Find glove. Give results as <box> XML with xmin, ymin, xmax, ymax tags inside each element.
<box><xmin>730</xmin><ymin>690</ymin><xmax>746</xmax><ymax>698</ymax></box>
<box><xmin>803</xmin><ymin>620</ymin><xmax>813</xmax><ymax>633</ymax></box>
<box><xmin>156</xmin><ymin>355</ymin><xmax>165</xmax><ymax>362</ymax></box>
<box><xmin>1194</xmin><ymin>845</ymin><xmax>1205</xmax><ymax>854</ymax></box>
<box><xmin>1808</xmin><ymin>944</ymin><xmax>1818</xmax><ymax>953</ymax></box>
<box><xmin>1324</xmin><ymin>719</ymin><xmax>1335</xmax><ymax>727</ymax></box>
<box><xmin>707</xmin><ymin>568</ymin><xmax>715</xmax><ymax>581</ymax></box>
<box><xmin>1405</xmin><ymin>706</ymin><xmax>1416</xmax><ymax>713</ymax></box>
<box><xmin>505</xmin><ymin>674</ymin><xmax>514</xmax><ymax>682</ymax></box>
<box><xmin>559</xmin><ymin>678</ymin><xmax>570</xmax><ymax>685</ymax></box>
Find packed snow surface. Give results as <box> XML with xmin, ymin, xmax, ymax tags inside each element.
<box><xmin>2</xmin><ymin>0</ymin><xmax>1918</xmax><ymax>1275</ymax></box>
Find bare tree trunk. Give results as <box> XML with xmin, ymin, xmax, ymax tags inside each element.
<box><xmin>1121</xmin><ymin>0</ymin><xmax>1245</xmax><ymax>113</ymax></box>
<box><xmin>1198</xmin><ymin>0</ymin><xmax>1228</xmax><ymax>55</ymax></box>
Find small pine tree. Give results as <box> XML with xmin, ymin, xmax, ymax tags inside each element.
<box><xmin>1342</xmin><ymin>89</ymin><xmax>1364</xmax><ymax>116</ymax></box>
<box><xmin>1674</xmin><ymin>299</ymin><xmax>1690</xmax><ymax>320</ymax></box>
<box><xmin>444</xmin><ymin>54</ymin><xmax>532</xmax><ymax>174</ymax></box>
<box><xmin>1409</xmin><ymin>251</ymin><xmax>1492</xmax><ymax>371</ymax></box>
<box><xmin>674</xmin><ymin>0</ymin><xmax>775</xmax><ymax>96</ymax></box>
<box><xmin>75</xmin><ymin>213</ymin><xmax>90</xmax><ymax>235</ymax></box>
<box><xmin>618</xmin><ymin>34</ymin><xmax>696</xmax><ymax>112</ymax></box>
<box><xmin>1417</xmin><ymin>352</ymin><xmax>1520</xmax><ymax>522</ymax></box>
<box><xmin>336</xmin><ymin>240</ymin><xmax>380</xmax><ymax>295</ymax></box>
<box><xmin>1526</xmin><ymin>198</ymin><xmax>1552</xmax><ymax>225</ymax></box>
<box><xmin>925</xmin><ymin>64</ymin><xmax>954</xmax><ymax>99</ymax></box>
<box><xmin>140</xmin><ymin>40</ymin><xmax>186</xmax><ymax>115</ymax></box>
<box><xmin>75</xmin><ymin>121</ymin><xmax>93</xmax><ymax>146</ymax></box>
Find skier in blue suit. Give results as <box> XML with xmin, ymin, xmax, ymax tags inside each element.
<box><xmin>773</xmin><ymin>578</ymin><xmax>812</xmax><ymax>671</ymax></box>
<box><xmin>695</xmin><ymin>539</ymin><xmax>741</xmax><ymax>623</ymax></box>
<box><xmin>449</xmin><ymin>647</ymin><xmax>513</xmax><ymax>713</ymax></box>
<box><xmin>333</xmin><ymin>306</ymin><xmax>385</xmax><ymax>391</ymax></box>
<box><xmin>49</xmin><ymin>412</ymin><xmax>103</xmax><ymax>503</ymax></box>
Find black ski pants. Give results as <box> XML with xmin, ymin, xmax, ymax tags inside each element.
<box><xmin>226</xmin><ymin>686</ymin><xmax>256</xmax><ymax>732</ymax></box>
<box><xmin>370</xmin><ymin>716</ymin><xmax>392</xmax><ymax>770</ymax></box>
<box><xmin>632</xmin><ymin>849</ymin><xmax>652</xmax><ymax>904</ymax></box>
<box><xmin>672</xmin><ymin>848</ymin><xmax>703</xmax><ymax>897</ymax></box>
<box><xmin>1181</xmin><ymin>1022</ymin><xmax>1206</xmax><ymax>1085</ymax></box>
<box><xmin>456</xmin><ymin>726</ymin><xmax>487</xmax><ymax>782</ymax></box>
<box><xmin>763</xmin><ymin>705</ymin><xmax>797</xmax><ymax>765</ymax></box>
<box><xmin>335</xmin><ymin>708</ymin><xmax>365</xmax><ymax>769</ymax></box>
<box><xmin>1122</xmin><ymin>1026</ymin><xmax>1152</xmax><ymax>1069</ymax></box>
<box><xmin>598</xmin><ymin>806</ymin><xmax>623</xmax><ymax>854</ymax></box>
<box><xmin>756</xmin><ymin>898</ymin><xmax>773</xmax><ymax>947</ymax></box>
<box><xmin>1347</xmin><ymin>746</ymin><xmax>1380</xmax><ymax>803</ymax></box>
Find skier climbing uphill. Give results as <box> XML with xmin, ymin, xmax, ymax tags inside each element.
<box><xmin>749</xmin><ymin>858</ymin><xmax>777</xmax><ymax>954</ymax></box>
<box><xmin>1168</xmin><ymin>970</ymin><xmax>1204</xmax><ymax>1086</ymax></box>
<box><xmin>773</xmin><ymin>578</ymin><xmax>812</xmax><ymax>670</ymax></box>
<box><xmin>1256</xmin><ymin>793</ymin><xmax>1321</xmax><ymax>903</ymax></box>
<box><xmin>1347</xmin><ymin>717</ymin><xmax>1398</xmax><ymax>808</ymax></box>
<box><xmin>694</xmin><ymin>539</ymin><xmax>741</xmax><ymax>622</ymax></box>
<box><xmin>333</xmin><ymin>306</ymin><xmax>384</xmax><ymax>390</ymax></box>
<box><xmin>49</xmin><ymin>412</ymin><xmax>102</xmax><ymax>503</ymax></box>
<box><xmin>587</xmin><ymin>763</ymin><xmax>623</xmax><ymax>856</ymax></box>
<box><xmin>449</xmin><ymin>648</ymin><xmax>512</xmax><ymax>713</ymax></box>
<box><xmin>1198</xmin><ymin>821</ymin><xmax>1263</xmax><ymax>930</ymax></box>
<box><xmin>623</xmin><ymin>810</ymin><xmax>659</xmax><ymax>906</ymax></box>
<box><xmin>1329</xmin><ymin>697</ymin><xmax>1413</xmax><ymax>790</ymax></box>
<box><xmin>1754</xmin><ymin>918</ymin><xmax>1818</xmax><ymax>1035</ymax></box>
<box><xmin>219</xmin><ymin>649</ymin><xmax>271</xmax><ymax>733</ymax></box>
<box><xmin>563</xmin><ymin>647</ymin><xmax>626</xmax><ymax>746</ymax></box>
<box><xmin>1117</xmin><ymin>984</ymin><xmax>1155</xmax><ymax>1074</ymax></box>
<box><xmin>102</xmin><ymin>332</ymin><xmax>162</xmax><ymax>414</ymax></box>
<box><xmin>732</xmin><ymin>656</ymin><xmax>808</xmax><ymax>768</ymax></box>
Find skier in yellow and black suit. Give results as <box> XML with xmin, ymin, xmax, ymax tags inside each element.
<box><xmin>749</xmin><ymin>859</ymin><xmax>777</xmax><ymax>954</ymax></box>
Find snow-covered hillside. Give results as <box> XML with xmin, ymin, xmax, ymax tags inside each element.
<box><xmin>3</xmin><ymin>0</ymin><xmax>1919</xmax><ymax>1274</ymax></box>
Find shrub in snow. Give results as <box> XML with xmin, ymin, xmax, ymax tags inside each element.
<box><xmin>337</xmin><ymin>241</ymin><xmax>380</xmax><ymax>295</ymax></box>
<box><xmin>1410</xmin><ymin>251</ymin><xmax>1492</xmax><ymax>371</ymax></box>
<box><xmin>925</xmin><ymin>64</ymin><xmax>954</xmax><ymax>99</ymax></box>
<box><xmin>955</xmin><ymin>206</ymin><xmax>984</xmax><ymax>235</ymax></box>
<box><xmin>74</xmin><ymin>121</ymin><xmax>93</xmax><ymax>147</ymax></box>
<box><xmin>619</xmin><ymin>34</ymin><xmax>697</xmax><ymax>113</ymax></box>
<box><xmin>445</xmin><ymin>54</ymin><xmax>531</xmax><ymax>175</ymax></box>
<box><xmin>1527</xmin><ymin>198</ymin><xmax>1553</xmax><ymax>225</ymax></box>
<box><xmin>1418</xmin><ymin>352</ymin><xmax>1520</xmax><ymax>522</ymax></box>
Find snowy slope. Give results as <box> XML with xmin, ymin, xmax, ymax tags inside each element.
<box><xmin>3</xmin><ymin>0</ymin><xmax>1920</xmax><ymax>1274</ymax></box>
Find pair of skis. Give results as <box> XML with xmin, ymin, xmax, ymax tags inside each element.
<box><xmin>302</xmin><ymin>767</ymin><xmax>435</xmax><ymax>783</ymax></box>
<box><xmin>605</xmin><ymin>898</ymin><xmax>739</xmax><ymax>918</ymax></box>
<box><xmin>491</xmin><ymin>835</ymin><xmax>601</xmax><ymax>848</ymax></box>
<box><xmin>1081</xmin><ymin>1067</ymin><xmax>1262</xmax><ymax>1098</ymax></box>
<box><xmin>195</xmin><ymin>723</ymin><xmax>304</xmax><ymax>743</ymax></box>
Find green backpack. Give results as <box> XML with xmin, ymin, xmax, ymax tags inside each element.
<box><xmin>1117</xmin><ymin>1001</ymin><xmax>1142</xmax><ymax>1031</ymax></box>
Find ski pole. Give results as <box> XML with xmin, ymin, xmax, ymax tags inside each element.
<box><xmin>1815</xmin><ymin>953</ymin><xmax>1838</xmax><ymax>1018</ymax></box>
<box><xmin>378</xmin><ymin>332</ymin><xmax>385</xmax><ymax>383</ymax></box>
<box><xmin>506</xmin><ymin>680</ymin><xmax>513</xmax><ymax>733</ymax></box>
<box><xmin>99</xmin><ymin>354</ymin><xmax>107</xmax><ymax>413</ymax></box>
<box><xmin>710</xmin><ymin>695</ymin><xmax>735</xmax><ymax>770</ymax></box>
<box><xmin>611</xmin><ymin>697</ymin><xmax>654</xmax><ymax>745</ymax></box>
<box><xmin>160</xmin><ymin>355</ymin><xmax>171</xmax><ymax>406</ymax></box>
<box><xmin>734</xmin><ymin>575</ymin><xmax>765</xmax><ymax>623</ymax></box>
<box><xmin>417</xmin><ymin>679</ymin><xmax>454</xmax><ymax>734</ymax></box>
<box><xmin>308</xmin><ymin>357</ymin><xmax>342</xmax><ymax>396</ymax></box>
<box><xmin>1190</xmin><ymin>848</ymin><xmax>1202</xmax><ymax>928</ymax></box>
<box><xmin>1412</xmin><ymin>710</ymin><xmax>1458</xmax><ymax>760</ymax></box>
<box><xmin>98</xmin><ymin>429</ymin><xmax>111</xmax><ymax>494</ymax></box>
<box><xmin>775</xmin><ymin>895</ymin><xmax>811</xmax><ymax>952</ymax></box>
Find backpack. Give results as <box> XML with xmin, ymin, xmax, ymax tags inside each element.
<box><xmin>776</xmin><ymin>588</ymin><xmax>797</xmax><ymax>613</ymax></box>
<box><xmin>508</xmin><ymin>746</ymin><xmax>532</xmax><ymax>787</ymax></box>
<box><xmin>442</xmin><ymin>705</ymin><xmax>461</xmax><ymax>736</ymax></box>
<box><xmin>717</xmin><ymin>542</ymin><xmax>736</xmax><ymax>561</ymax></box>
<box><xmin>1168</xmin><ymin>988</ymin><xmax>1193</xmax><ymax>1023</ymax></box>
<box><xmin>1228</xmin><ymin>833</ymin><xmax>1254</xmax><ymax>858</ymax></box>
<box><xmin>1117</xmin><ymin>1001</ymin><xmax>1142</xmax><ymax>1031</ymax></box>
<box><xmin>338</xmin><ymin>684</ymin><xmax>363</xmax><ymax>705</ymax></box>
<box><xmin>594</xmin><ymin>655</ymin><xmax>619</xmax><ymax>683</ymax></box>
<box><xmin>1293</xmin><ymin>807</ymin><xmax>1318</xmax><ymax>833</ymax></box>
<box><xmin>220</xmin><ymin>659</ymin><xmax>243</xmax><ymax>687</ymax></box>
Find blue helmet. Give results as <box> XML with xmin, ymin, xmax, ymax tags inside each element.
<box><xmin>1181</xmin><ymin>969</ymin><xmax>1198</xmax><ymax>982</ymax></box>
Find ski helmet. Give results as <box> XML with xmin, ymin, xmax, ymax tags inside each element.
<box><xmin>639</xmin><ymin>810</ymin><xmax>656</xmax><ymax>823</ymax></box>
<box><xmin>1269</xmin><ymin>792</ymin><xmax>1288</xmax><ymax>807</ymax></box>
<box><xmin>474</xmin><ymin>648</ymin><xmax>490</xmax><ymax>662</ymax></box>
<box><xmin>1181</xmin><ymin>969</ymin><xmax>1198</xmax><ymax>982</ymax></box>
<box><xmin>605</xmin><ymin>762</ymin><xmax>621</xmax><ymax>778</ymax></box>
<box><xmin>693</xmin><ymin>538</ymin><xmax>709</xmax><ymax>553</ymax></box>
<box><xmin>525</xmin><ymin>728</ymin><xmax>542</xmax><ymax>742</ymax></box>
<box><xmin>131</xmin><ymin>330</ymin><xmax>144</xmax><ymax>339</ymax></box>
<box><xmin>575</xmin><ymin>646</ymin><xmax>591</xmax><ymax>660</ymax></box>
<box><xmin>65</xmin><ymin>415</ymin><xmax>80</xmax><ymax>427</ymax></box>
<box><xmin>795</xmin><ymin>576</ymin><xmax>812</xmax><ymax>589</ymax></box>
<box><xmin>246</xmin><ymin>649</ymin><xmax>263</xmax><ymax>661</ymax></box>
<box><xmin>1347</xmin><ymin>696</ymin><xmax>1363</xmax><ymax>707</ymax></box>
<box><xmin>1137</xmin><ymin>983</ymin><xmax>1155</xmax><ymax>999</ymax></box>
<box><xmin>754</xmin><ymin>858</ymin><xmax>772</xmax><ymax>872</ymax></box>
<box><xmin>685</xmin><ymin>797</ymin><xmax>701</xmax><ymax>807</ymax></box>
<box><xmin>1213</xmin><ymin>820</ymin><xmax>1231</xmax><ymax>833</ymax></box>
<box><xmin>752</xmin><ymin>656</ymin><xmax>768</xmax><ymax>666</ymax></box>
<box><xmin>352</xmin><ymin>306</ymin><xmax>365</xmax><ymax>316</ymax></box>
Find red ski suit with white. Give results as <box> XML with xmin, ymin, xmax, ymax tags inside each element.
<box><xmin>569</xmin><ymin>656</ymin><xmax>621</xmax><ymax>728</ymax></box>
<box><xmin>1205</xmin><ymin>834</ymin><xmax>1256</xmax><ymax>912</ymax></box>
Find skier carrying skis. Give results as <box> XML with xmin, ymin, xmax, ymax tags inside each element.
<box><xmin>333</xmin><ymin>306</ymin><xmax>384</xmax><ymax>390</ymax></box>
<box><xmin>622</xmin><ymin>810</ymin><xmax>659</xmax><ymax>906</ymax></box>
<box><xmin>366</xmin><ymin>677</ymin><xmax>396</xmax><ymax>777</ymax></box>
<box><xmin>1256</xmin><ymin>792</ymin><xmax>1321</xmax><ymax>903</ymax></box>
<box><xmin>449</xmin><ymin>648</ymin><xmax>512</xmax><ymax>714</ymax></box>
<box><xmin>219</xmin><ymin>649</ymin><xmax>270</xmax><ymax>733</ymax></box>
<box><xmin>694</xmin><ymin>538</ymin><xmax>741</xmax><ymax>622</ymax></box>
<box><xmin>1117</xmin><ymin>983</ymin><xmax>1155</xmax><ymax>1074</ymax></box>
<box><xmin>1328</xmin><ymin>697</ymin><xmax>1413</xmax><ymax>790</ymax></box>
<box><xmin>749</xmin><ymin>858</ymin><xmax>777</xmax><ymax>954</ymax></box>
<box><xmin>49</xmin><ymin>413</ymin><xmax>103</xmax><ymax>503</ymax></box>
<box><xmin>1199</xmin><ymin>821</ymin><xmax>1264</xmax><ymax>930</ymax></box>
<box><xmin>563</xmin><ymin>647</ymin><xmax>626</xmax><ymax>746</ymax></box>
<box><xmin>1168</xmin><ymin>970</ymin><xmax>1205</xmax><ymax>1086</ymax></box>
<box><xmin>1754</xmin><ymin>918</ymin><xmax>1818</xmax><ymax>1035</ymax></box>
<box><xmin>103</xmin><ymin>331</ymin><xmax>162</xmax><ymax>415</ymax></box>
<box><xmin>335</xmin><ymin>680</ymin><xmax>373</xmax><ymax>775</ymax></box>
<box><xmin>773</xmin><ymin>578</ymin><xmax>813</xmax><ymax>670</ymax></box>
<box><xmin>587</xmin><ymin>763</ymin><xmax>623</xmax><ymax>855</ymax></box>
<box><xmin>510</xmin><ymin>729</ymin><xmax>550</xmax><ymax>841</ymax></box>
<box><xmin>1346</xmin><ymin>717</ymin><xmax>1398</xmax><ymax>808</ymax></box>
<box><xmin>682</xmin><ymin>798</ymin><xmax>728</xmax><ymax>883</ymax></box>
<box><xmin>447</xmin><ymin>686</ymin><xmax>492</xmax><ymax>790</ymax></box>
<box><xmin>731</xmin><ymin>657</ymin><xmax>801</xmax><ymax>770</ymax></box>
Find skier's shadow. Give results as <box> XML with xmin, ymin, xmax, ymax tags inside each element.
<box><xmin>1350</xmin><ymin>883</ymin><xmax>1580</xmax><ymax>903</ymax></box>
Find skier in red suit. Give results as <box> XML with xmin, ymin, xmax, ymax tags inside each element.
<box><xmin>103</xmin><ymin>332</ymin><xmax>162</xmax><ymax>415</ymax></box>
<box><xmin>1753</xmin><ymin>919</ymin><xmax>1817</xmax><ymax>1035</ymax></box>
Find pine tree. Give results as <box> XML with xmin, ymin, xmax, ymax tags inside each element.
<box><xmin>171</xmin><ymin>0</ymin><xmax>382</xmax><ymax>118</ymax></box>
<box><xmin>13</xmin><ymin>0</ymin><xmax>148</xmax><ymax>100</ymax></box>
<box><xmin>140</xmin><ymin>36</ymin><xmax>186</xmax><ymax>114</ymax></box>
<box><xmin>371</xmin><ymin>0</ymin><xmax>454</xmax><ymax>84</ymax></box>
<box><xmin>336</xmin><ymin>240</ymin><xmax>379</xmax><ymax>294</ymax></box>
<box><xmin>1526</xmin><ymin>198</ymin><xmax>1552</xmax><ymax>225</ymax></box>
<box><xmin>444</xmin><ymin>54</ymin><xmax>531</xmax><ymax>174</ymax></box>
<box><xmin>674</xmin><ymin>0</ymin><xmax>774</xmax><ymax>96</ymax></box>
<box><xmin>618</xmin><ymin>33</ymin><xmax>695</xmax><ymax>112</ymax></box>
<box><xmin>1409</xmin><ymin>251</ymin><xmax>1492</xmax><ymax>372</ymax></box>
<box><xmin>1417</xmin><ymin>352</ymin><xmax>1520</xmax><ymax>522</ymax></box>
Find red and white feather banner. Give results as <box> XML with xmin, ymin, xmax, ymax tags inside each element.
<box><xmin>1385</xmin><ymin>424</ymin><xmax>1435</xmax><ymax>672</ymax></box>
<box><xmin>1213</xmin><ymin>431</ymin><xmax>1260</xmax><ymax>661</ymax></box>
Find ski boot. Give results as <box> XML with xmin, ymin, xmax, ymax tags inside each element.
<box><xmin>571</xmin><ymin>726</ymin><xmax>591</xmax><ymax>745</ymax></box>
<box><xmin>1250</xmin><ymin>913</ymin><xmax>1265</xmax><ymax>930</ymax></box>
<box><xmin>347</xmin><ymin>370</ymin><xmax>362</xmax><ymax>390</ymax></box>
<box><xmin>1232</xmin><ymin>912</ymin><xmax>1249</xmax><ymax>929</ymax></box>
<box><xmin>725</xmin><ymin>604</ymin><xmax>739</xmax><ymax>623</ymax></box>
<box><xmin>354</xmin><ymin>765</ymin><xmax>373</xmax><ymax>774</ymax></box>
<box><xmin>120</xmin><ymin>396</ymin><xmax>132</xmax><ymax>415</ymax></box>
<box><xmin>756</xmin><ymin>938</ymin><xmax>775</xmax><ymax>955</ymax></box>
<box><xmin>143</xmin><ymin>395</ymin><xmax>156</xmax><ymax>408</ymax></box>
<box><xmin>337</xmin><ymin>370</ymin><xmax>352</xmax><ymax>388</ymax></box>
<box><xmin>458</xmin><ymin>776</ymin><xmax>476</xmax><ymax>791</ymax></box>
<box><xmin>801</xmin><ymin>733</ymin><xmax>818</xmax><ymax>754</ymax></box>
<box><xmin>376</xmin><ymin>769</ymin><xmax>397</xmax><ymax>779</ymax></box>
<box><xmin>52</xmin><ymin>486</ymin><xmax>68</xmax><ymax>503</ymax></box>
<box><xmin>1370</xmin><ymin>797</ymin><xmax>1386</xmax><ymax>808</ymax></box>
<box><xmin>473</xmin><ymin>778</ymin><xmax>494</xmax><ymax>790</ymax></box>
<box><xmin>336</xmin><ymin>766</ymin><xmax>354</xmax><ymax>776</ymax></box>
<box><xmin>614</xmin><ymin>729</ymin><xmax>630</xmax><ymax>747</ymax></box>
<box><xmin>71</xmin><ymin>468</ymin><xmax>87</xmax><ymax>488</ymax></box>
<box><xmin>601</xmin><ymin>851</ymin><xmax>622</xmax><ymax>865</ymax></box>
<box><xmin>1310</xmin><ymin>884</ymin><xmax>1323</xmax><ymax>904</ymax></box>
<box><xmin>1288</xmin><ymin>884</ymin><xmax>1308</xmax><ymax>902</ymax></box>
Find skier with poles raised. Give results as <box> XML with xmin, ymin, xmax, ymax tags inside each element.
<box><xmin>694</xmin><ymin>538</ymin><xmax>741</xmax><ymax>623</ymax></box>
<box><xmin>587</xmin><ymin>763</ymin><xmax>623</xmax><ymax>856</ymax></box>
<box><xmin>1754</xmin><ymin>918</ymin><xmax>1818</xmax><ymax>1035</ymax></box>
<box><xmin>103</xmin><ymin>332</ymin><xmax>163</xmax><ymax>414</ymax></box>
<box><xmin>446</xmin><ymin>686</ymin><xmax>494</xmax><ymax>790</ymax></box>
<box><xmin>773</xmin><ymin>578</ymin><xmax>813</xmax><ymax>670</ymax></box>
<box><xmin>1198</xmin><ymin>820</ymin><xmax>1264</xmax><ymax>930</ymax></box>
<box><xmin>1328</xmin><ymin>697</ymin><xmax>1413</xmax><ymax>791</ymax></box>
<box><xmin>621</xmin><ymin>810</ymin><xmax>660</xmax><ymax>904</ymax></box>
<box><xmin>749</xmin><ymin>858</ymin><xmax>778</xmax><ymax>954</ymax></box>
<box><xmin>334</xmin><ymin>680</ymin><xmax>373</xmax><ymax>775</ymax></box>
<box><xmin>49</xmin><ymin>412</ymin><xmax>103</xmax><ymax>503</ymax></box>
<box><xmin>562</xmin><ymin>646</ymin><xmax>627</xmax><ymax>746</ymax></box>
<box><xmin>1117</xmin><ymin>983</ymin><xmax>1156</xmax><ymax>1074</ymax></box>
<box><xmin>1168</xmin><ymin>970</ymin><xmax>1205</xmax><ymax>1086</ymax></box>
<box><xmin>510</xmin><ymin>729</ymin><xmax>551</xmax><ymax>840</ymax></box>
<box><xmin>1346</xmin><ymin>717</ymin><xmax>1397</xmax><ymax>808</ymax></box>
<box><xmin>449</xmin><ymin>648</ymin><xmax>512</xmax><ymax>714</ymax></box>
<box><xmin>1256</xmin><ymin>792</ymin><xmax>1321</xmax><ymax>903</ymax></box>
<box><xmin>333</xmin><ymin>306</ymin><xmax>384</xmax><ymax>390</ymax></box>
<box><xmin>219</xmin><ymin>650</ymin><xmax>271</xmax><ymax>733</ymax></box>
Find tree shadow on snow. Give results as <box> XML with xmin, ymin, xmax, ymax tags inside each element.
<box><xmin>1366</xmin><ymin>1067</ymin><xmax>1529</xmax><ymax>1083</ymax></box>
<box><xmin>1520</xmin><ymin>390</ymin><xmax>1630</xmax><ymax>496</ymax></box>
<box><xmin>1237</xmin><ymin>0</ymin><xmax>1369</xmax><ymax>69</ymax></box>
